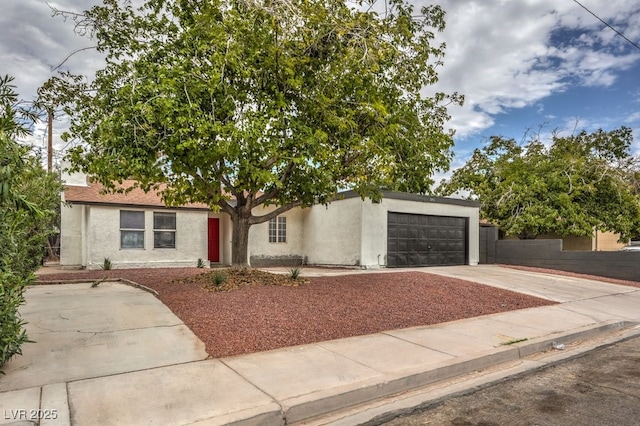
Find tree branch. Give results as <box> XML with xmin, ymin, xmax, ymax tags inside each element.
<box><xmin>249</xmin><ymin>200</ymin><xmax>302</xmax><ymax>225</ymax></box>
<box><xmin>254</xmin><ymin>186</ymin><xmax>280</xmax><ymax>207</ymax></box>
<box><xmin>52</xmin><ymin>46</ymin><xmax>98</xmax><ymax>72</ymax></box>
<box><xmin>254</xmin><ymin>162</ymin><xmax>295</xmax><ymax>206</ymax></box>
<box><xmin>217</xmin><ymin>199</ymin><xmax>236</xmax><ymax>216</ymax></box>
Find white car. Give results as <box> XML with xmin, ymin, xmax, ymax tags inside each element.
<box><xmin>619</xmin><ymin>245</ymin><xmax>640</xmax><ymax>252</ymax></box>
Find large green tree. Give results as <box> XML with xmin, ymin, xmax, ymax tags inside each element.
<box><xmin>439</xmin><ymin>127</ymin><xmax>640</xmax><ymax>241</ymax></box>
<box><xmin>54</xmin><ymin>0</ymin><xmax>462</xmax><ymax>267</ymax></box>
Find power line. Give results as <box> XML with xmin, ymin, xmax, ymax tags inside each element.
<box><xmin>572</xmin><ymin>0</ymin><xmax>640</xmax><ymax>51</ymax></box>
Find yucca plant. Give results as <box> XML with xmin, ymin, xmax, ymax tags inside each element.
<box><xmin>289</xmin><ymin>267</ymin><xmax>302</xmax><ymax>280</ymax></box>
<box><xmin>101</xmin><ymin>257</ymin><xmax>112</xmax><ymax>270</ymax></box>
<box><xmin>212</xmin><ymin>270</ymin><xmax>227</xmax><ymax>286</ymax></box>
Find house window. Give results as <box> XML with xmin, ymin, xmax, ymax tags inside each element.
<box><xmin>154</xmin><ymin>212</ymin><xmax>176</xmax><ymax>248</ymax></box>
<box><xmin>120</xmin><ymin>210</ymin><xmax>145</xmax><ymax>249</ymax></box>
<box><xmin>269</xmin><ymin>216</ymin><xmax>286</xmax><ymax>243</ymax></box>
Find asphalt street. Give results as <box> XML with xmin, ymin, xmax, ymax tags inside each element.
<box><xmin>383</xmin><ymin>335</ymin><xmax>640</xmax><ymax>426</ymax></box>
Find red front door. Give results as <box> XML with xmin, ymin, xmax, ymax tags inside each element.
<box><xmin>208</xmin><ymin>218</ymin><xmax>220</xmax><ymax>262</ymax></box>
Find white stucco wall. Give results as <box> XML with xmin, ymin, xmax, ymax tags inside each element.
<box><xmin>303</xmin><ymin>197</ymin><xmax>363</xmax><ymax>266</ymax></box>
<box><xmin>248</xmin><ymin>205</ymin><xmax>306</xmax><ymax>264</ymax></box>
<box><xmin>359</xmin><ymin>200</ymin><xmax>386</xmax><ymax>268</ymax></box>
<box><xmin>60</xmin><ymin>202</ymin><xmax>86</xmax><ymax>268</ymax></box>
<box><xmin>220</xmin><ymin>214</ymin><xmax>233</xmax><ymax>265</ymax></box>
<box><xmin>75</xmin><ymin>205</ymin><xmax>208</xmax><ymax>269</ymax></box>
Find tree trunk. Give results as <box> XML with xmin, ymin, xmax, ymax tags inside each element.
<box><xmin>231</xmin><ymin>215</ymin><xmax>251</xmax><ymax>269</ymax></box>
<box><xmin>47</xmin><ymin>110</ymin><xmax>53</xmax><ymax>173</ymax></box>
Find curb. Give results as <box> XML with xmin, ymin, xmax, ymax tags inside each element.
<box><xmin>292</xmin><ymin>320</ymin><xmax>638</xmax><ymax>425</ymax></box>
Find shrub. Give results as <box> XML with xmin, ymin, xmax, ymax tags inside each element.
<box><xmin>0</xmin><ymin>270</ymin><xmax>33</xmax><ymax>370</ymax></box>
<box><xmin>197</xmin><ymin>258</ymin><xmax>206</xmax><ymax>268</ymax></box>
<box><xmin>0</xmin><ymin>79</ymin><xmax>62</xmax><ymax>372</ymax></box>
<box><xmin>212</xmin><ymin>270</ymin><xmax>227</xmax><ymax>286</ymax></box>
<box><xmin>289</xmin><ymin>267</ymin><xmax>302</xmax><ymax>280</ymax></box>
<box><xmin>101</xmin><ymin>257</ymin><xmax>112</xmax><ymax>270</ymax></box>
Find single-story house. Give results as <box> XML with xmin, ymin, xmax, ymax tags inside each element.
<box><xmin>61</xmin><ymin>172</ymin><xmax>480</xmax><ymax>270</ymax></box>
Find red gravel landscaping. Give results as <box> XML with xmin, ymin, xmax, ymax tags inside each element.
<box><xmin>37</xmin><ymin>268</ymin><xmax>557</xmax><ymax>358</ymax></box>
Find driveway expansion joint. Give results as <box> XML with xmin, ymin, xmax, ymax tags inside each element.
<box><xmin>76</xmin><ymin>323</ymin><xmax>185</xmax><ymax>333</ymax></box>
<box><xmin>218</xmin><ymin>358</ymin><xmax>285</xmax><ymax>410</ymax></box>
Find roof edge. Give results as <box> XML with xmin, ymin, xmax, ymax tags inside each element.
<box><xmin>65</xmin><ymin>200</ymin><xmax>210</xmax><ymax>211</ymax></box>
<box><xmin>334</xmin><ymin>190</ymin><xmax>480</xmax><ymax>208</ymax></box>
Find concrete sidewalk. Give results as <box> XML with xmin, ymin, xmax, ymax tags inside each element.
<box><xmin>1</xmin><ymin>266</ymin><xmax>639</xmax><ymax>425</ymax></box>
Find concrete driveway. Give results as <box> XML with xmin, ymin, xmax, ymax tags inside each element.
<box><xmin>0</xmin><ymin>282</ymin><xmax>208</xmax><ymax>393</ymax></box>
<box><xmin>421</xmin><ymin>265</ymin><xmax>639</xmax><ymax>303</ymax></box>
<box><xmin>0</xmin><ymin>281</ymin><xmax>286</xmax><ymax>425</ymax></box>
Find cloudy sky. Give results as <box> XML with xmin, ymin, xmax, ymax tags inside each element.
<box><xmin>1</xmin><ymin>0</ymin><xmax>640</xmax><ymax>171</ymax></box>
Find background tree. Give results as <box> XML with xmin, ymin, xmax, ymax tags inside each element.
<box><xmin>36</xmin><ymin>73</ymin><xmax>86</xmax><ymax>259</ymax></box>
<box><xmin>0</xmin><ymin>75</ymin><xmax>39</xmax><ymax>138</ymax></box>
<box><xmin>0</xmin><ymin>76</ymin><xmax>62</xmax><ymax>371</ymax></box>
<box><xmin>439</xmin><ymin>127</ymin><xmax>640</xmax><ymax>241</ymax></box>
<box><xmin>53</xmin><ymin>0</ymin><xmax>462</xmax><ymax>267</ymax></box>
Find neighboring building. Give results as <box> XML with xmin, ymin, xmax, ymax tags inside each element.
<box><xmin>61</xmin><ymin>175</ymin><xmax>480</xmax><ymax>270</ymax></box>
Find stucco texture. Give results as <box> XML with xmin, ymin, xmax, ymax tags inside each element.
<box><xmin>248</xmin><ymin>193</ymin><xmax>480</xmax><ymax>268</ymax></box>
<box><xmin>61</xmin><ymin>203</ymin><xmax>208</xmax><ymax>269</ymax></box>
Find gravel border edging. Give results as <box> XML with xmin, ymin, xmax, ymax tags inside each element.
<box><xmin>32</xmin><ymin>278</ymin><xmax>160</xmax><ymax>297</ymax></box>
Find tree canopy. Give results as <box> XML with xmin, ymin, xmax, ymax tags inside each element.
<box><xmin>54</xmin><ymin>0</ymin><xmax>462</xmax><ymax>266</ymax></box>
<box><xmin>439</xmin><ymin>127</ymin><xmax>640</xmax><ymax>241</ymax></box>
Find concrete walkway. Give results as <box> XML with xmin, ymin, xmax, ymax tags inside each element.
<box><xmin>1</xmin><ymin>265</ymin><xmax>639</xmax><ymax>425</ymax></box>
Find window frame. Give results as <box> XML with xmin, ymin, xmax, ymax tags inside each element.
<box><xmin>268</xmin><ymin>216</ymin><xmax>286</xmax><ymax>243</ymax></box>
<box><xmin>120</xmin><ymin>210</ymin><xmax>145</xmax><ymax>249</ymax></box>
<box><xmin>153</xmin><ymin>211</ymin><xmax>177</xmax><ymax>249</ymax></box>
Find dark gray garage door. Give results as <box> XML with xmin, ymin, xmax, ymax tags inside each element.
<box><xmin>387</xmin><ymin>212</ymin><xmax>467</xmax><ymax>267</ymax></box>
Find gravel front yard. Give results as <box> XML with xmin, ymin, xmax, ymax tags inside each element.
<box><xmin>37</xmin><ymin>268</ymin><xmax>557</xmax><ymax>358</ymax></box>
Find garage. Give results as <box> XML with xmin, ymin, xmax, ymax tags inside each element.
<box><xmin>387</xmin><ymin>212</ymin><xmax>468</xmax><ymax>267</ymax></box>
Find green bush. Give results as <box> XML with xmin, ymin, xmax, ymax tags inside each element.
<box><xmin>0</xmin><ymin>77</ymin><xmax>62</xmax><ymax>372</ymax></box>
<box><xmin>101</xmin><ymin>257</ymin><xmax>112</xmax><ymax>270</ymax></box>
<box><xmin>0</xmin><ymin>271</ymin><xmax>32</xmax><ymax>369</ymax></box>
<box><xmin>289</xmin><ymin>267</ymin><xmax>303</xmax><ymax>280</ymax></box>
<box><xmin>212</xmin><ymin>270</ymin><xmax>227</xmax><ymax>286</ymax></box>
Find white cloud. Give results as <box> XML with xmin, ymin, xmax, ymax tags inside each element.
<box><xmin>625</xmin><ymin>112</ymin><xmax>640</xmax><ymax>123</ymax></box>
<box><xmin>427</xmin><ymin>0</ymin><xmax>640</xmax><ymax>138</ymax></box>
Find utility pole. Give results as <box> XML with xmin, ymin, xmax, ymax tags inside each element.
<box><xmin>47</xmin><ymin>109</ymin><xmax>53</xmax><ymax>173</ymax></box>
